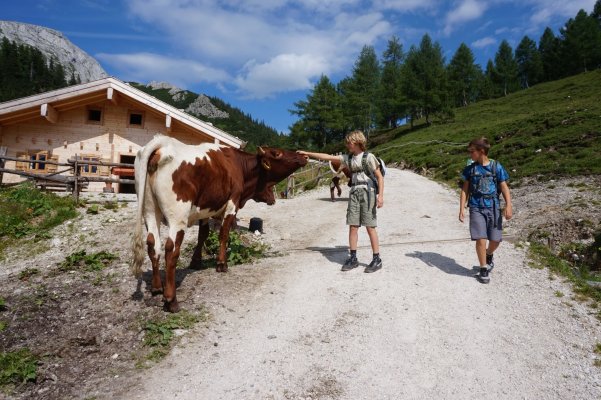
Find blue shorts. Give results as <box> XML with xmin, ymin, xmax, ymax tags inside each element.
<box><xmin>469</xmin><ymin>207</ymin><xmax>502</xmax><ymax>242</ymax></box>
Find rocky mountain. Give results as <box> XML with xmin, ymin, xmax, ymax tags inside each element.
<box><xmin>147</xmin><ymin>81</ymin><xmax>229</xmax><ymax>119</ymax></box>
<box><xmin>0</xmin><ymin>20</ymin><xmax>107</xmax><ymax>82</ymax></box>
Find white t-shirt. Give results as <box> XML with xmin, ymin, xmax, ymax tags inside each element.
<box><xmin>339</xmin><ymin>152</ymin><xmax>378</xmax><ymax>192</ymax></box>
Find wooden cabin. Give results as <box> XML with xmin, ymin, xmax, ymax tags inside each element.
<box><xmin>0</xmin><ymin>77</ymin><xmax>243</xmax><ymax>193</ymax></box>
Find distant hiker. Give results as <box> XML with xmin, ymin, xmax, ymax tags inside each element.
<box><xmin>459</xmin><ymin>137</ymin><xmax>513</xmax><ymax>284</ymax></box>
<box><xmin>330</xmin><ymin>170</ymin><xmax>345</xmax><ymax>202</ymax></box>
<box><xmin>298</xmin><ymin>130</ymin><xmax>384</xmax><ymax>273</ymax></box>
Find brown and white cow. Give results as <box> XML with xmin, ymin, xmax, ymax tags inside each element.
<box><xmin>132</xmin><ymin>135</ymin><xmax>307</xmax><ymax>312</ymax></box>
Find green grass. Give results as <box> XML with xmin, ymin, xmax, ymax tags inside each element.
<box><xmin>0</xmin><ymin>349</ymin><xmax>37</xmax><ymax>387</ymax></box>
<box><xmin>370</xmin><ymin>70</ymin><xmax>601</xmax><ymax>184</ymax></box>
<box><xmin>59</xmin><ymin>250</ymin><xmax>118</xmax><ymax>272</ymax></box>
<box><xmin>529</xmin><ymin>242</ymin><xmax>601</xmax><ymax>308</ymax></box>
<box><xmin>189</xmin><ymin>230</ymin><xmax>267</xmax><ymax>268</ymax></box>
<box><xmin>142</xmin><ymin>308</ymin><xmax>209</xmax><ymax>363</ymax></box>
<box><xmin>0</xmin><ymin>183</ymin><xmax>78</xmax><ymax>257</ymax></box>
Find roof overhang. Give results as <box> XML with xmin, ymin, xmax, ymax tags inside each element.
<box><xmin>0</xmin><ymin>77</ymin><xmax>243</xmax><ymax>148</ymax></box>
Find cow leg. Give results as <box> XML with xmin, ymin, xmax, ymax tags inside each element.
<box><xmin>163</xmin><ymin>228</ymin><xmax>185</xmax><ymax>313</ymax></box>
<box><xmin>189</xmin><ymin>219</ymin><xmax>209</xmax><ymax>270</ymax></box>
<box><xmin>145</xmin><ymin>195</ymin><xmax>163</xmax><ymax>295</ymax></box>
<box><xmin>216</xmin><ymin>214</ymin><xmax>236</xmax><ymax>273</ymax></box>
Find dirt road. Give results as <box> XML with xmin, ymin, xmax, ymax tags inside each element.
<box><xmin>119</xmin><ymin>169</ymin><xmax>601</xmax><ymax>399</ymax></box>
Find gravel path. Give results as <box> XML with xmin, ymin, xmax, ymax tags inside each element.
<box><xmin>119</xmin><ymin>169</ymin><xmax>601</xmax><ymax>400</ymax></box>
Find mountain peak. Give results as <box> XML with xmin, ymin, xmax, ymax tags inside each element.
<box><xmin>0</xmin><ymin>20</ymin><xmax>107</xmax><ymax>82</ymax></box>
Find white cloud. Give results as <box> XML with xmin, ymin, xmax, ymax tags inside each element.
<box><xmin>444</xmin><ymin>0</ymin><xmax>488</xmax><ymax>35</ymax></box>
<box><xmin>471</xmin><ymin>36</ymin><xmax>497</xmax><ymax>48</ymax></box>
<box><xmin>235</xmin><ymin>53</ymin><xmax>329</xmax><ymax>99</ymax></box>
<box><xmin>372</xmin><ymin>0</ymin><xmax>439</xmax><ymax>12</ymax></box>
<box><xmin>95</xmin><ymin>52</ymin><xmax>230</xmax><ymax>87</ymax></box>
<box><xmin>117</xmin><ymin>0</ymin><xmax>395</xmax><ymax>98</ymax></box>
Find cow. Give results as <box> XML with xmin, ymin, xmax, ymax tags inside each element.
<box><xmin>131</xmin><ymin>135</ymin><xmax>308</xmax><ymax>312</ymax></box>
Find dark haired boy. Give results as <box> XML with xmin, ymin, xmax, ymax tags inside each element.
<box><xmin>459</xmin><ymin>137</ymin><xmax>513</xmax><ymax>283</ymax></box>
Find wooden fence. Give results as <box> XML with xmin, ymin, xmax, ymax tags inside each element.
<box><xmin>0</xmin><ymin>153</ymin><xmax>135</xmax><ymax>202</ymax></box>
<box><xmin>283</xmin><ymin>160</ymin><xmax>335</xmax><ymax>198</ymax></box>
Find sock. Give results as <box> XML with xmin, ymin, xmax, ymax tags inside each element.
<box><xmin>480</xmin><ymin>267</ymin><xmax>487</xmax><ymax>273</ymax></box>
<box><xmin>373</xmin><ymin>253</ymin><xmax>380</xmax><ymax>260</ymax></box>
<box><xmin>350</xmin><ymin>250</ymin><xmax>357</xmax><ymax>259</ymax></box>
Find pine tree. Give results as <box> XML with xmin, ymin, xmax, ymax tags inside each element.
<box><xmin>416</xmin><ymin>34</ymin><xmax>448</xmax><ymax>124</ymax></box>
<box><xmin>344</xmin><ymin>45</ymin><xmax>381</xmax><ymax>137</ymax></box>
<box><xmin>378</xmin><ymin>36</ymin><xmax>405</xmax><ymax>128</ymax></box>
<box><xmin>515</xmin><ymin>36</ymin><xmax>543</xmax><ymax>88</ymax></box>
<box><xmin>401</xmin><ymin>45</ymin><xmax>423</xmax><ymax>128</ymax></box>
<box><xmin>560</xmin><ymin>9</ymin><xmax>601</xmax><ymax>74</ymax></box>
<box><xmin>447</xmin><ymin>43</ymin><xmax>481</xmax><ymax>106</ymax></box>
<box><xmin>539</xmin><ymin>27</ymin><xmax>563</xmax><ymax>81</ymax></box>
<box><xmin>494</xmin><ymin>40</ymin><xmax>519</xmax><ymax>96</ymax></box>
<box><xmin>289</xmin><ymin>75</ymin><xmax>343</xmax><ymax>148</ymax></box>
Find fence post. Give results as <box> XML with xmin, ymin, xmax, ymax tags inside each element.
<box><xmin>73</xmin><ymin>154</ymin><xmax>79</xmax><ymax>203</ymax></box>
<box><xmin>0</xmin><ymin>147</ymin><xmax>6</xmax><ymax>185</ymax></box>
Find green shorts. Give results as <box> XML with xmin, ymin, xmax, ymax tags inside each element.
<box><xmin>346</xmin><ymin>188</ymin><xmax>377</xmax><ymax>227</ymax></box>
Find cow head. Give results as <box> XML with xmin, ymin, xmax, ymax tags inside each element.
<box><xmin>254</xmin><ymin>146</ymin><xmax>308</xmax><ymax>205</ymax></box>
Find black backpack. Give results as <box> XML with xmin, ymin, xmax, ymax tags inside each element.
<box><xmin>348</xmin><ymin>152</ymin><xmax>386</xmax><ymax>193</ymax></box>
<box><xmin>467</xmin><ymin>160</ymin><xmax>500</xmax><ymax>205</ymax></box>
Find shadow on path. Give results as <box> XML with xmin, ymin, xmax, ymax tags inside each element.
<box><xmin>306</xmin><ymin>246</ymin><xmax>349</xmax><ymax>264</ymax></box>
<box><xmin>405</xmin><ymin>251</ymin><xmax>477</xmax><ymax>277</ymax></box>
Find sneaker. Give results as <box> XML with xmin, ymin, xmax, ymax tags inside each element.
<box><xmin>486</xmin><ymin>253</ymin><xmax>494</xmax><ymax>272</ymax></box>
<box><xmin>364</xmin><ymin>257</ymin><xmax>382</xmax><ymax>273</ymax></box>
<box><xmin>477</xmin><ymin>267</ymin><xmax>490</xmax><ymax>284</ymax></box>
<box><xmin>341</xmin><ymin>257</ymin><xmax>359</xmax><ymax>271</ymax></box>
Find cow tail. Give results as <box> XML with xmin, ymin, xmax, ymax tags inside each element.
<box><xmin>131</xmin><ymin>136</ymin><xmax>163</xmax><ymax>278</ymax></box>
<box><xmin>131</xmin><ymin>154</ymin><xmax>148</xmax><ymax>278</ymax></box>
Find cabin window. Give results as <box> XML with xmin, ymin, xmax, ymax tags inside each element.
<box><xmin>28</xmin><ymin>151</ymin><xmax>48</xmax><ymax>171</ymax></box>
<box><xmin>79</xmin><ymin>155</ymin><xmax>100</xmax><ymax>176</ymax></box>
<box><xmin>87</xmin><ymin>107</ymin><xmax>103</xmax><ymax>124</ymax></box>
<box><xmin>15</xmin><ymin>150</ymin><xmax>57</xmax><ymax>174</ymax></box>
<box><xmin>128</xmin><ymin>110</ymin><xmax>145</xmax><ymax>128</ymax></box>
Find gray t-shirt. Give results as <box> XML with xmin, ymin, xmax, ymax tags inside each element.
<box><xmin>339</xmin><ymin>152</ymin><xmax>378</xmax><ymax>192</ymax></box>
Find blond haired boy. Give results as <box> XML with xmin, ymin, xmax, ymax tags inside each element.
<box><xmin>298</xmin><ymin>130</ymin><xmax>384</xmax><ymax>273</ymax></box>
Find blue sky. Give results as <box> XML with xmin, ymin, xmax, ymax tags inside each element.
<box><xmin>2</xmin><ymin>0</ymin><xmax>597</xmax><ymax>134</ymax></box>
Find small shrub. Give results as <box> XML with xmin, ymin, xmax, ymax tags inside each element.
<box><xmin>555</xmin><ymin>291</ymin><xmax>564</xmax><ymax>297</ymax></box>
<box><xmin>86</xmin><ymin>204</ymin><xmax>99</xmax><ymax>214</ymax></box>
<box><xmin>59</xmin><ymin>250</ymin><xmax>118</xmax><ymax>272</ymax></box>
<box><xmin>18</xmin><ymin>268</ymin><xmax>40</xmax><ymax>281</ymax></box>
<box><xmin>0</xmin><ymin>348</ymin><xmax>37</xmax><ymax>386</ymax></box>
<box><xmin>0</xmin><ymin>297</ymin><xmax>5</xmax><ymax>311</ymax></box>
<box><xmin>203</xmin><ymin>230</ymin><xmax>266</xmax><ymax>266</ymax></box>
<box><xmin>142</xmin><ymin>309</ymin><xmax>207</xmax><ymax>362</ymax></box>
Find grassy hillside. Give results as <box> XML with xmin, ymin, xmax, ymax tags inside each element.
<box><xmin>371</xmin><ymin>70</ymin><xmax>601</xmax><ymax>185</ymax></box>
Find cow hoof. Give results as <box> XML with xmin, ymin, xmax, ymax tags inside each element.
<box><xmin>189</xmin><ymin>259</ymin><xmax>204</xmax><ymax>270</ymax></box>
<box><xmin>216</xmin><ymin>264</ymin><xmax>228</xmax><ymax>273</ymax></box>
<box><xmin>164</xmin><ymin>300</ymin><xmax>180</xmax><ymax>313</ymax></box>
<box><xmin>151</xmin><ymin>288</ymin><xmax>163</xmax><ymax>296</ymax></box>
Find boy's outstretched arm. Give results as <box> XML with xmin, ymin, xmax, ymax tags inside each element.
<box><xmin>296</xmin><ymin>150</ymin><xmax>340</xmax><ymax>163</ymax></box>
<box><xmin>459</xmin><ymin>180</ymin><xmax>469</xmax><ymax>222</ymax></box>
<box><xmin>375</xmin><ymin>168</ymin><xmax>384</xmax><ymax>208</ymax></box>
<box><xmin>500</xmin><ymin>181</ymin><xmax>513</xmax><ymax>220</ymax></box>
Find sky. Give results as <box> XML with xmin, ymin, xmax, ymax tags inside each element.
<box><xmin>1</xmin><ymin>0</ymin><xmax>598</xmax><ymax>134</ymax></box>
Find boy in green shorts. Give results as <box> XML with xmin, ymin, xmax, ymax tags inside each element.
<box><xmin>298</xmin><ymin>130</ymin><xmax>384</xmax><ymax>273</ymax></box>
<box><xmin>459</xmin><ymin>137</ymin><xmax>513</xmax><ymax>283</ymax></box>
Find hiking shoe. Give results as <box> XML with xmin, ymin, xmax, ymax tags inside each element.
<box><xmin>341</xmin><ymin>257</ymin><xmax>359</xmax><ymax>271</ymax></box>
<box><xmin>486</xmin><ymin>253</ymin><xmax>494</xmax><ymax>272</ymax></box>
<box><xmin>364</xmin><ymin>257</ymin><xmax>382</xmax><ymax>273</ymax></box>
<box><xmin>477</xmin><ymin>267</ymin><xmax>490</xmax><ymax>284</ymax></box>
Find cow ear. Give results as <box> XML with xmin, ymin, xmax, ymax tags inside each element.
<box><xmin>261</xmin><ymin>159</ymin><xmax>271</xmax><ymax>170</ymax></box>
<box><xmin>257</xmin><ymin>146</ymin><xmax>266</xmax><ymax>155</ymax></box>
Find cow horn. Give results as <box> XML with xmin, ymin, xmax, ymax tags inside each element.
<box><xmin>261</xmin><ymin>159</ymin><xmax>271</xmax><ymax>170</ymax></box>
<box><xmin>257</xmin><ymin>146</ymin><xmax>266</xmax><ymax>155</ymax></box>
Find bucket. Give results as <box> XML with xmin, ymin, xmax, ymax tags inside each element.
<box><xmin>249</xmin><ymin>217</ymin><xmax>263</xmax><ymax>233</ymax></box>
